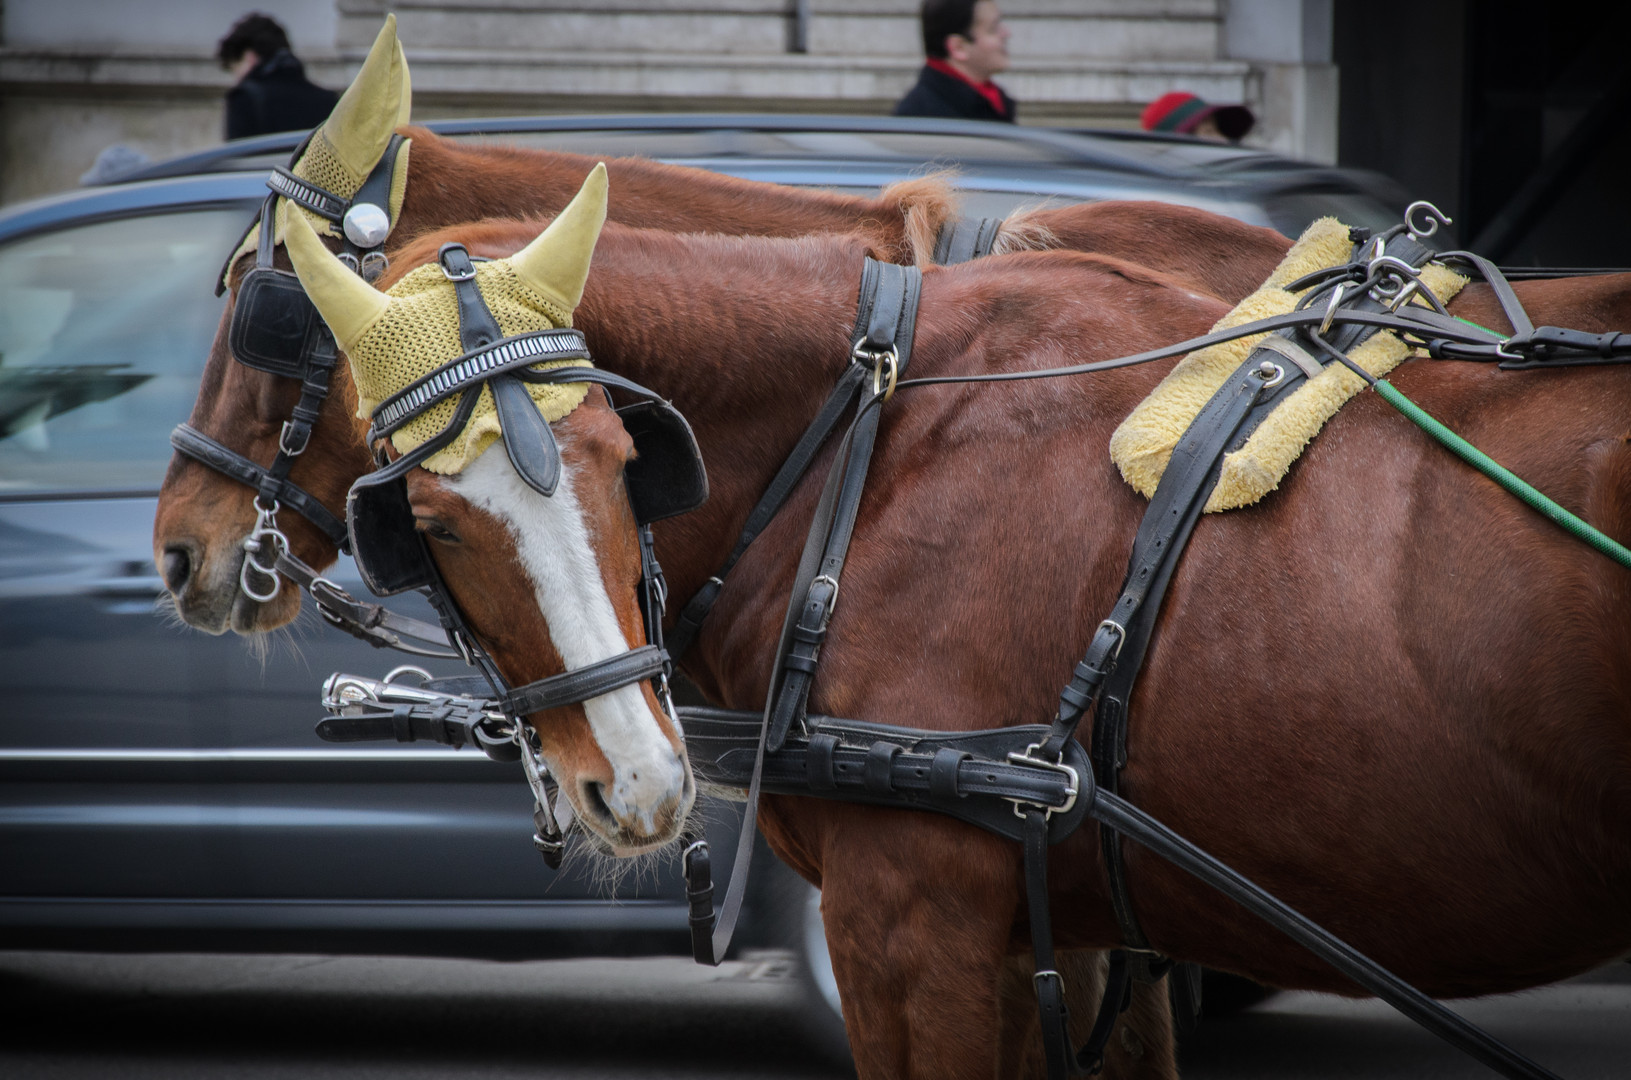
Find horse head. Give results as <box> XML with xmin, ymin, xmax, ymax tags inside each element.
<box><xmin>154</xmin><ymin>16</ymin><xmax>411</xmax><ymax>634</ymax></box>
<box><xmin>286</xmin><ymin>164</ymin><xmax>695</xmax><ymax>853</ymax></box>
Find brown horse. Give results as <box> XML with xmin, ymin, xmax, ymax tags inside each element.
<box><xmin>152</xmin><ymin>26</ymin><xmax>1293</xmax><ymax>640</ymax></box>
<box><xmin>280</xmin><ymin>190</ymin><xmax>1631</xmax><ymax>1079</ymax></box>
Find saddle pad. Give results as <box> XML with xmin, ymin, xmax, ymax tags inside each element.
<box><xmin>1108</xmin><ymin>217</ymin><xmax>1467</xmax><ymax>512</ymax></box>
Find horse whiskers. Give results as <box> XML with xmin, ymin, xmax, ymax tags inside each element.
<box><xmin>556</xmin><ymin>799</ymin><xmax>731</xmax><ymax>898</ymax></box>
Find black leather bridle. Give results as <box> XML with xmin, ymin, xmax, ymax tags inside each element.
<box><xmin>169</xmin><ymin>132</ymin><xmax>405</xmax><ymax>602</ymax></box>
<box><xmin>323</xmin><ymin>240</ymin><xmax>708</xmax><ymax>865</ymax></box>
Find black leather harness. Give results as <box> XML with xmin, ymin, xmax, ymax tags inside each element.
<box><xmin>310</xmin><ymin>208</ymin><xmax>1630</xmax><ymax>1080</ymax></box>
<box><xmin>169</xmin><ymin>133</ymin><xmax>406</xmax><ymax>600</ymax></box>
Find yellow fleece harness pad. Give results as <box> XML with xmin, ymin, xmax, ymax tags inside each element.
<box><xmin>351</xmin><ymin>257</ymin><xmax>590</xmax><ymax>475</ymax></box>
<box><xmin>1109</xmin><ymin>217</ymin><xmax>1467</xmax><ymax>511</ymax></box>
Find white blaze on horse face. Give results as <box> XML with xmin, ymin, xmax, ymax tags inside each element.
<box><xmin>450</xmin><ymin>446</ymin><xmax>687</xmax><ymax>838</ymax></box>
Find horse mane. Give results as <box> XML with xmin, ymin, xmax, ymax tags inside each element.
<box><xmin>878</xmin><ymin>173</ymin><xmax>960</xmax><ymax>264</ymax></box>
<box><xmin>396</xmin><ymin>126</ymin><xmax>928</xmax><ymax>262</ymax></box>
<box><xmin>990</xmin><ymin>204</ymin><xmax>1062</xmax><ymax>255</ymax></box>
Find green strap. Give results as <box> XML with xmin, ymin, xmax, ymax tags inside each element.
<box><xmin>1373</xmin><ymin>379</ymin><xmax>1631</xmax><ymax>569</ymax></box>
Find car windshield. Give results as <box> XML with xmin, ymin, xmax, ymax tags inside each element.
<box><xmin>0</xmin><ymin>209</ymin><xmax>244</xmax><ymax>495</ymax></box>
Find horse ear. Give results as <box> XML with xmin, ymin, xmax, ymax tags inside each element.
<box><xmin>394</xmin><ymin>37</ymin><xmax>412</xmax><ymax>129</ymax></box>
<box><xmin>507</xmin><ymin>163</ymin><xmax>609</xmax><ymax>312</ymax></box>
<box><xmin>283</xmin><ymin>210</ymin><xmax>391</xmax><ymax>353</ymax></box>
<box><xmin>320</xmin><ymin>15</ymin><xmax>403</xmax><ymax>178</ymax></box>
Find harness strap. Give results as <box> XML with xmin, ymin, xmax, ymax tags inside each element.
<box><xmin>271</xmin><ymin>548</ymin><xmax>460</xmax><ymax>658</ymax></box>
<box><xmin>681</xmin><ymin>259</ymin><xmax>922</xmax><ymax>969</ymax></box>
<box><xmin>667</xmin><ymin>361</ymin><xmax>870</xmax><ymax>660</ymax></box>
<box><xmin>934</xmin><ymin>215</ymin><xmax>1003</xmax><ymax>265</ymax></box>
<box><xmin>169</xmin><ymin>424</ymin><xmax>349</xmax><ymax>548</ymax></box>
<box><xmin>769</xmin><ymin>259</ymin><xmax>921</xmax><ymax>752</ymax></box>
<box><xmin>501</xmin><ymin>645</ymin><xmax>669</xmax><ymax>716</ymax></box>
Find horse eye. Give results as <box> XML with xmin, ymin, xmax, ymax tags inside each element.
<box><xmin>416</xmin><ymin>518</ymin><xmax>461</xmax><ymax>545</ymax></box>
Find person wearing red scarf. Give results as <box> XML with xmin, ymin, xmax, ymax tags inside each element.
<box><xmin>893</xmin><ymin>0</ymin><xmax>1015</xmax><ymax>124</ymax></box>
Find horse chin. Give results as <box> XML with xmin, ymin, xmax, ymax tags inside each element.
<box><xmin>229</xmin><ymin>586</ymin><xmax>301</xmax><ymax>636</ymax></box>
<box><xmin>166</xmin><ymin>550</ymin><xmax>302</xmax><ymax>637</ymax></box>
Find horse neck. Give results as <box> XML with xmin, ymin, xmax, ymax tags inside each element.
<box><xmin>571</xmin><ymin>228</ymin><xmax>871</xmax><ymax>649</ymax></box>
<box><xmin>400</xmin><ymin>130</ymin><xmax>913</xmax><ymax>259</ymax></box>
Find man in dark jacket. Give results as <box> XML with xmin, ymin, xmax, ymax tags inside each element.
<box><xmin>893</xmin><ymin>0</ymin><xmax>1015</xmax><ymax>123</ymax></box>
<box><xmin>217</xmin><ymin>14</ymin><xmax>338</xmax><ymax>141</ymax></box>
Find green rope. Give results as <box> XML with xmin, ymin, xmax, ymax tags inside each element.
<box><xmin>1372</xmin><ymin>379</ymin><xmax>1631</xmax><ymax>569</ymax></box>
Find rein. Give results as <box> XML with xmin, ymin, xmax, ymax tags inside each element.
<box><xmin>311</xmin><ymin>204</ymin><xmax>1627</xmax><ymax>1080</ymax></box>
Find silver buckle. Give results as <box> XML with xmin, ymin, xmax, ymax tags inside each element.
<box><xmin>1006</xmin><ymin>742</ymin><xmax>1081</xmax><ymax>820</ymax></box>
<box><xmin>810</xmin><ymin>574</ymin><xmax>840</xmax><ymax>629</ymax></box>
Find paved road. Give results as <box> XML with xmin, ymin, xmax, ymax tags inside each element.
<box><xmin>1</xmin><ymin>950</ymin><xmax>1626</xmax><ymax>1078</ymax></box>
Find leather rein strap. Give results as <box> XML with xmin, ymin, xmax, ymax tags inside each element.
<box><xmin>665</xmin><ymin>215</ymin><xmax>997</xmax><ymax>661</ymax></box>
<box><xmin>681</xmin><ymin>258</ymin><xmax>922</xmax><ymax>967</ymax></box>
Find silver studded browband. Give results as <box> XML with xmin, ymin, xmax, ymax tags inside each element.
<box><xmin>369</xmin><ymin>328</ymin><xmax>593</xmax><ymax>437</ymax></box>
<box><xmin>268</xmin><ymin>167</ymin><xmax>350</xmax><ymax>223</ymax></box>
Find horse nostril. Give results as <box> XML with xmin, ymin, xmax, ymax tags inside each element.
<box><xmin>161</xmin><ymin>546</ymin><xmax>192</xmax><ymax>593</ymax></box>
<box><xmin>583</xmin><ymin>780</ymin><xmax>613</xmax><ymax>822</ymax></box>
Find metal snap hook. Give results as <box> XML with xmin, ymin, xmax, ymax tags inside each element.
<box><xmin>238</xmin><ymin>500</ymin><xmax>289</xmax><ymax>603</ymax></box>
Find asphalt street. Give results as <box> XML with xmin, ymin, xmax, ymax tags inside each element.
<box><xmin>0</xmin><ymin>950</ymin><xmax>1626</xmax><ymax>1078</ymax></box>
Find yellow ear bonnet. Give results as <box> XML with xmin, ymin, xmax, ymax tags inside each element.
<box><xmin>288</xmin><ymin>167</ymin><xmax>611</xmax><ymax>476</ymax></box>
<box><xmin>221</xmin><ymin>15</ymin><xmax>411</xmax><ymax>285</ymax></box>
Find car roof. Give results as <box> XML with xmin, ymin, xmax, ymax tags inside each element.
<box><xmin>2</xmin><ymin>114</ymin><xmax>1406</xmax><ymax>242</ymax></box>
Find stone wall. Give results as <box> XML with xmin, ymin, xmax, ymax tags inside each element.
<box><xmin>1</xmin><ymin>0</ymin><xmax>1334</xmax><ymax>207</ymax></box>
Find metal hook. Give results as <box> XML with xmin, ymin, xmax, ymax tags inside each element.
<box><xmin>1405</xmin><ymin>201</ymin><xmax>1453</xmax><ymax>240</ymax></box>
<box><xmin>1319</xmin><ymin>283</ymin><xmax>1347</xmax><ymax>336</ymax></box>
<box><xmin>238</xmin><ymin>500</ymin><xmax>289</xmax><ymax>603</ymax></box>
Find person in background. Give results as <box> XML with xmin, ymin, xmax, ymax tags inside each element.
<box><xmin>1140</xmin><ymin>91</ymin><xmax>1255</xmax><ymax>144</ymax></box>
<box><xmin>216</xmin><ymin>13</ymin><xmax>338</xmax><ymax>141</ymax></box>
<box><xmin>893</xmin><ymin>0</ymin><xmax>1015</xmax><ymax>123</ymax></box>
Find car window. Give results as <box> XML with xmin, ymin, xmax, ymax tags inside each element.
<box><xmin>0</xmin><ymin>208</ymin><xmax>245</xmax><ymax>495</ymax></box>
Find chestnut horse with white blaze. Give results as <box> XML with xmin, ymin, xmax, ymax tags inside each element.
<box><xmin>280</xmin><ymin>165</ymin><xmax>1631</xmax><ymax>1079</ymax></box>
<box><xmin>152</xmin><ymin>15</ymin><xmax>1292</xmax><ymax>640</ymax></box>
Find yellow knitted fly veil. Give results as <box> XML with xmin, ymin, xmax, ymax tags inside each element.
<box><xmin>283</xmin><ymin>165</ymin><xmax>610</xmax><ymax>475</ymax></box>
<box><xmin>1108</xmin><ymin>217</ymin><xmax>1468</xmax><ymax>511</ymax></box>
<box><xmin>221</xmin><ymin>16</ymin><xmax>412</xmax><ymax>284</ymax></box>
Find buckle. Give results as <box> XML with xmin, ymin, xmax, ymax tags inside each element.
<box><xmin>1095</xmin><ymin>619</ymin><xmax>1126</xmax><ymax>662</ymax></box>
<box><xmin>439</xmin><ymin>243</ymin><xmax>477</xmax><ymax>282</ymax></box>
<box><xmin>279</xmin><ymin>419</ymin><xmax>310</xmax><ymax>456</ymax></box>
<box><xmin>808</xmin><ymin>574</ymin><xmax>840</xmax><ymax>630</ymax></box>
<box><xmin>1006</xmin><ymin>741</ymin><xmax>1081</xmax><ymax>820</ymax></box>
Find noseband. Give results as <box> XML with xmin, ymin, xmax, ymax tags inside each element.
<box><xmin>169</xmin><ymin>133</ymin><xmax>405</xmax><ymax>602</ymax></box>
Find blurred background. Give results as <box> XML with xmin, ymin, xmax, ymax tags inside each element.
<box><xmin>1</xmin><ymin>0</ymin><xmax>1627</xmax><ymax>263</ymax></box>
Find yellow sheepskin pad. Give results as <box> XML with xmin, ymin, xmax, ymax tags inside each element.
<box><xmin>222</xmin><ymin>134</ymin><xmax>411</xmax><ymax>286</ymax></box>
<box><xmin>349</xmin><ymin>260</ymin><xmax>590</xmax><ymax>475</ymax></box>
<box><xmin>1108</xmin><ymin>217</ymin><xmax>1467</xmax><ymax>511</ymax></box>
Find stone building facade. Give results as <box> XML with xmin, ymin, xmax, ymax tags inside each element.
<box><xmin>1</xmin><ymin>0</ymin><xmax>1337</xmax><ymax>206</ymax></box>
